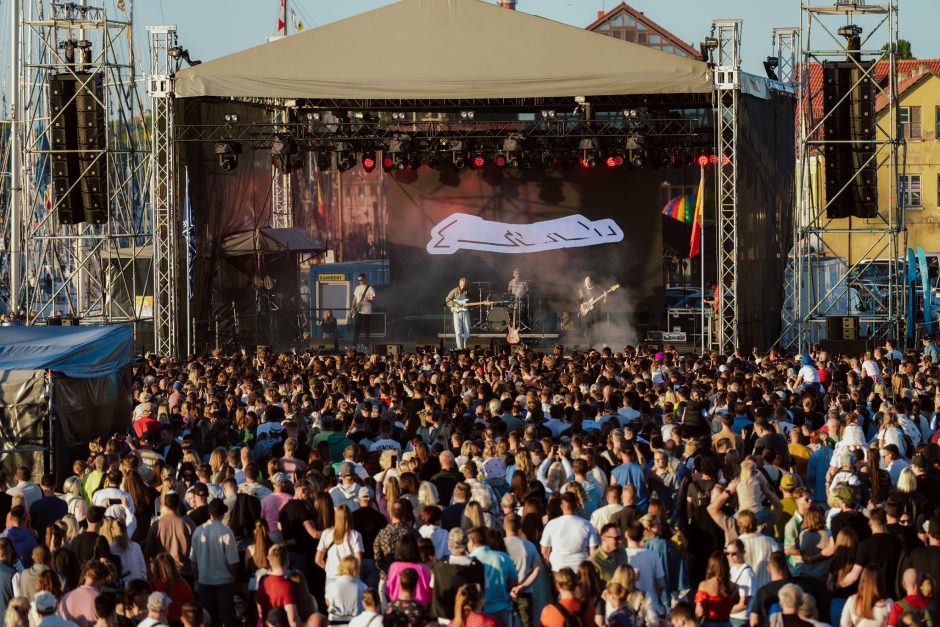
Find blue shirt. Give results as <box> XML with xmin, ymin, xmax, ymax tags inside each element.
<box><xmin>469</xmin><ymin>545</ymin><xmax>518</xmax><ymax>614</ymax></box>
<box><xmin>611</xmin><ymin>462</ymin><xmax>649</xmax><ymax>511</ymax></box>
<box><xmin>731</xmin><ymin>415</ymin><xmax>751</xmax><ymax>436</ymax></box>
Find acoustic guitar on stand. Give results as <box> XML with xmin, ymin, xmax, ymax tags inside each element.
<box><xmin>578</xmin><ymin>284</ymin><xmax>620</xmax><ymax>318</ymax></box>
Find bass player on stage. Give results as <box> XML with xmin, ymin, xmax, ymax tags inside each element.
<box><xmin>445</xmin><ymin>277</ymin><xmax>471</xmax><ymax>350</ymax></box>
<box><xmin>351</xmin><ymin>273</ymin><xmax>376</xmax><ymax>350</ymax></box>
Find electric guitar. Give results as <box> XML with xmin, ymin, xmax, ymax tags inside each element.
<box><xmin>450</xmin><ymin>298</ymin><xmax>492</xmax><ymax>314</ymax></box>
<box><xmin>507</xmin><ymin>301</ymin><xmax>521</xmax><ymax>345</ymax></box>
<box><xmin>578</xmin><ymin>283</ymin><xmax>620</xmax><ymax>318</ymax></box>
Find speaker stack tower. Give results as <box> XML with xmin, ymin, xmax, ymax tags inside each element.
<box><xmin>48</xmin><ymin>46</ymin><xmax>109</xmax><ymax>226</ymax></box>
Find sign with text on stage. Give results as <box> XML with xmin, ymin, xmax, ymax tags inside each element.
<box><xmin>318</xmin><ymin>274</ymin><xmax>345</xmax><ymax>281</ymax></box>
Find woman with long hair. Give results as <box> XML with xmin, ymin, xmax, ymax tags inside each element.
<box><xmin>893</xmin><ymin>467</ymin><xmax>926</xmax><ymax>525</ymax></box>
<box><xmin>150</xmin><ymin>553</ymin><xmax>193</xmax><ymax>626</ymax></box>
<box><xmin>450</xmin><ymin>583</ymin><xmax>498</xmax><ymax>627</ymax></box>
<box><xmin>315</xmin><ymin>504</ymin><xmax>365</xmax><ymax>585</ymax></box>
<box><xmin>62</xmin><ymin>477</ymin><xmax>87</xmax><ymax>524</ymax></box>
<box><xmin>694</xmin><ymin>551</ymin><xmax>739</xmax><ymax>627</ymax></box>
<box><xmin>106</xmin><ymin>517</ymin><xmax>147</xmax><ymax>585</ymax></box>
<box><xmin>863</xmin><ymin>446</ymin><xmax>891</xmax><ymax>508</ymax></box>
<box><xmin>798</xmin><ymin>506</ymin><xmax>832</xmax><ymax>579</ymax></box>
<box><xmin>385</xmin><ymin>534</ymin><xmax>432</xmax><ymax>606</ymax></box>
<box><xmin>606</xmin><ymin>565</ymin><xmax>660</xmax><ymax>626</ymax></box>
<box><xmin>122</xmin><ymin>468</ymin><xmax>155</xmax><ymax>543</ymax></box>
<box><xmin>245</xmin><ymin>520</ymin><xmax>272</xmax><ymax>626</ymax></box>
<box><xmin>462</xmin><ymin>501</ymin><xmax>494</xmax><ymax>531</ymax></box>
<box><xmin>839</xmin><ymin>564</ymin><xmax>893</xmax><ymax>626</ymax></box>
<box><xmin>577</xmin><ymin>561</ymin><xmax>602</xmax><ymax>611</ymax></box>
<box><xmin>3</xmin><ymin>597</ymin><xmax>29</xmax><ymax>627</ymax></box>
<box><xmin>829</xmin><ymin>527</ymin><xmax>860</xmax><ymax>625</ymax></box>
<box><xmin>539</xmin><ymin>568</ymin><xmax>595</xmax><ymax>627</ymax></box>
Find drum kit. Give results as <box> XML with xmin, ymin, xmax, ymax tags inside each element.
<box><xmin>470</xmin><ymin>281</ymin><xmax>541</xmax><ymax>333</ymax></box>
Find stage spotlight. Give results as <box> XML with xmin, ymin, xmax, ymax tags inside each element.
<box><xmin>696</xmin><ymin>153</ymin><xmax>710</xmax><ymax>167</ymax></box>
<box><xmin>579</xmin><ymin>155</ymin><xmax>597</xmax><ymax>169</ymax></box>
<box><xmin>362</xmin><ymin>152</ymin><xmax>377</xmax><ymax>173</ymax></box>
<box><xmin>540</xmin><ymin>110</ymin><xmax>556</xmax><ymax>120</ymax></box>
<box><xmin>453</xmin><ymin>153</ymin><xmax>467</xmax><ymax>169</ymax></box>
<box><xmin>623</xmin><ymin>109</ymin><xmax>638</xmax><ymax>119</ymax></box>
<box><xmin>494</xmin><ymin>154</ymin><xmax>508</xmax><ymax>168</ymax></box>
<box><xmin>605</xmin><ymin>153</ymin><xmax>624</xmax><ymax>168</ymax></box>
<box><xmin>708</xmin><ymin>154</ymin><xmax>719</xmax><ymax>165</ymax></box>
<box><xmin>508</xmin><ymin>155</ymin><xmax>528</xmax><ymax>169</ymax></box>
<box><xmin>223</xmin><ymin>113</ymin><xmax>239</xmax><ymax>123</ymax></box>
<box><xmin>316</xmin><ymin>152</ymin><xmax>332</xmax><ymax>171</ymax></box>
<box><xmin>305</xmin><ymin>112</ymin><xmax>321</xmax><ymax>122</ymax></box>
<box><xmin>471</xmin><ymin>153</ymin><xmax>486</xmax><ymax>170</ymax></box>
<box><xmin>629</xmin><ymin>151</ymin><xmax>645</xmax><ymax>168</ymax></box>
<box><xmin>214</xmin><ymin>142</ymin><xmax>241</xmax><ymax>171</ymax></box>
<box><xmin>337</xmin><ymin>151</ymin><xmax>356</xmax><ymax>172</ymax></box>
<box><xmin>763</xmin><ymin>56</ymin><xmax>780</xmax><ymax>81</ymax></box>
<box><xmin>382</xmin><ymin>155</ymin><xmax>395</xmax><ymax>172</ymax></box>
<box><xmin>460</xmin><ymin>110</ymin><xmax>475</xmax><ymax>120</ymax></box>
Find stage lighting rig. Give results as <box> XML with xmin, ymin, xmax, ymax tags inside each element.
<box><xmin>502</xmin><ymin>136</ymin><xmax>525</xmax><ymax>169</ymax></box>
<box><xmin>215</xmin><ymin>142</ymin><xmax>241</xmax><ymax>171</ymax></box>
<box><xmin>460</xmin><ymin>111</ymin><xmax>475</xmax><ymax>120</ymax></box>
<box><xmin>271</xmin><ymin>134</ymin><xmax>299</xmax><ymax>172</ymax></box>
<box><xmin>337</xmin><ymin>150</ymin><xmax>357</xmax><ymax>172</ymax></box>
<box><xmin>168</xmin><ymin>46</ymin><xmax>201</xmax><ymax>68</ymax></box>
<box><xmin>316</xmin><ymin>152</ymin><xmax>332</xmax><ymax>171</ymax></box>
<box><xmin>223</xmin><ymin>113</ymin><xmax>239</xmax><ymax>123</ymax></box>
<box><xmin>578</xmin><ymin>138</ymin><xmax>600</xmax><ymax>169</ymax></box>
<box><xmin>540</xmin><ymin>110</ymin><xmax>556</xmax><ymax>120</ymax></box>
<box><xmin>470</xmin><ymin>153</ymin><xmax>486</xmax><ymax>170</ymax></box>
<box><xmin>453</xmin><ymin>153</ymin><xmax>467</xmax><ymax>169</ymax></box>
<box><xmin>362</xmin><ymin>151</ymin><xmax>377</xmax><ymax>173</ymax></box>
<box><xmin>763</xmin><ymin>56</ymin><xmax>779</xmax><ymax>81</ymax></box>
<box><xmin>605</xmin><ymin>153</ymin><xmax>625</xmax><ymax>168</ymax></box>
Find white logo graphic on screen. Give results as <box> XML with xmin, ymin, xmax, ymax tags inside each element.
<box><xmin>427</xmin><ymin>213</ymin><xmax>624</xmax><ymax>255</ymax></box>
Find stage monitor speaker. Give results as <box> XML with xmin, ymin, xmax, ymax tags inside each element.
<box><xmin>822</xmin><ymin>60</ymin><xmax>877</xmax><ymax>219</ymax></box>
<box><xmin>45</xmin><ymin>318</ymin><xmax>62</xmax><ymax>326</ymax></box>
<box><xmin>309</xmin><ymin>339</ymin><xmax>336</xmax><ymax>354</ymax></box>
<box><xmin>373</xmin><ymin>344</ymin><xmax>402</xmax><ymax>357</ymax></box>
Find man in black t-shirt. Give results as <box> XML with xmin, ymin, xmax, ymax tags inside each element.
<box><xmin>70</xmin><ymin>506</ymin><xmax>112</xmax><ymax>566</ymax></box>
<box><xmin>430</xmin><ymin>451</ymin><xmax>463</xmax><ymax>505</ymax></box>
<box><xmin>351</xmin><ymin>487</ymin><xmax>386</xmax><ymax>590</ymax></box>
<box><xmin>901</xmin><ymin>517</ymin><xmax>940</xmax><ymax>595</ymax></box>
<box><xmin>276</xmin><ymin>481</ymin><xmax>315</xmax><ymax>572</ymax></box>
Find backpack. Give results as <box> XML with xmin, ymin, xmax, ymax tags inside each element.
<box><xmin>757</xmin><ymin>466</ymin><xmax>783</xmax><ymax>498</ymax></box>
<box><xmin>689</xmin><ymin>479</ymin><xmax>711</xmax><ymax>509</ymax></box>
<box><xmin>553</xmin><ymin>601</ymin><xmax>586</xmax><ymax>627</ymax></box>
<box><xmin>605</xmin><ymin>605</ymin><xmax>643</xmax><ymax>627</ymax></box>
<box><xmin>897</xmin><ymin>599</ymin><xmax>935</xmax><ymax>627</ymax></box>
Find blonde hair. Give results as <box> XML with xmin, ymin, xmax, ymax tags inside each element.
<box><xmin>897</xmin><ymin>467</ymin><xmax>918</xmax><ymax>493</ymax></box>
<box><xmin>739</xmin><ymin>459</ymin><xmax>756</xmax><ymax>480</ymax></box>
<box><xmin>379</xmin><ymin>450</ymin><xmax>397</xmax><ymax>470</ymax></box>
<box><xmin>337</xmin><ymin>555</ymin><xmax>358</xmax><ymax>577</ymax></box>
<box><xmin>418</xmin><ymin>481</ymin><xmax>439</xmax><ymax>507</ymax></box>
<box><xmin>462</xmin><ymin>501</ymin><xmax>486</xmax><ymax>530</ymax></box>
<box><xmin>333</xmin><ymin>505</ymin><xmax>351</xmax><ymax>544</ymax></box>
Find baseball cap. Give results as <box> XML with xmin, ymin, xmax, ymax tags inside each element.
<box><xmin>833</xmin><ymin>485</ymin><xmax>856</xmax><ymax>507</ymax></box>
<box><xmin>358</xmin><ymin>486</ymin><xmax>374</xmax><ymax>500</ymax></box>
<box><xmin>147</xmin><ymin>592</ymin><xmax>171</xmax><ymax>611</ymax></box>
<box><xmin>780</xmin><ymin>474</ymin><xmax>799</xmax><ymax>491</ymax></box>
<box><xmin>281</xmin><ymin>418</ymin><xmax>298</xmax><ymax>428</ymax></box>
<box><xmin>338</xmin><ymin>462</ymin><xmax>355</xmax><ymax>477</ymax></box>
<box><xmin>270</xmin><ymin>472</ymin><xmax>290</xmax><ymax>485</ymax></box>
<box><xmin>34</xmin><ymin>591</ymin><xmax>57</xmax><ymax>613</ymax></box>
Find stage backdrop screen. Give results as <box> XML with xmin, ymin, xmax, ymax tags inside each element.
<box><xmin>385</xmin><ymin>166</ymin><xmax>663</xmax><ymax>335</ymax></box>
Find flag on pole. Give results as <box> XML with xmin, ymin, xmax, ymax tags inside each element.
<box><xmin>661</xmin><ymin>194</ymin><xmax>694</xmax><ymax>223</ymax></box>
<box><xmin>689</xmin><ymin>166</ymin><xmax>705</xmax><ymax>257</ymax></box>
<box><xmin>277</xmin><ymin>0</ymin><xmax>286</xmax><ymax>33</ymax></box>
<box><xmin>291</xmin><ymin>9</ymin><xmax>305</xmax><ymax>32</ymax></box>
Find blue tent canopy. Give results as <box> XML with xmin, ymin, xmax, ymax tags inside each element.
<box><xmin>0</xmin><ymin>326</ymin><xmax>132</xmax><ymax>378</ymax></box>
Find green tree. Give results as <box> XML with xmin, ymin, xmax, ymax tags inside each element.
<box><xmin>881</xmin><ymin>39</ymin><xmax>914</xmax><ymax>60</ymax></box>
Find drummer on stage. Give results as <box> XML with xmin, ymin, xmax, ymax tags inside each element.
<box><xmin>507</xmin><ymin>268</ymin><xmax>528</xmax><ymax>299</ymax></box>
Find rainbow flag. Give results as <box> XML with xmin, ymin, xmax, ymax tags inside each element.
<box><xmin>662</xmin><ymin>194</ymin><xmax>694</xmax><ymax>223</ymax></box>
<box><xmin>689</xmin><ymin>167</ymin><xmax>705</xmax><ymax>257</ymax></box>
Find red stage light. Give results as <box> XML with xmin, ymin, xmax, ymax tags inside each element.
<box><xmin>472</xmin><ymin>155</ymin><xmax>486</xmax><ymax>169</ymax></box>
<box><xmin>606</xmin><ymin>155</ymin><xmax>624</xmax><ymax>168</ymax></box>
<box><xmin>696</xmin><ymin>154</ymin><xmax>710</xmax><ymax>167</ymax></box>
<box><xmin>362</xmin><ymin>154</ymin><xmax>376</xmax><ymax>173</ymax></box>
<box><xmin>494</xmin><ymin>155</ymin><xmax>507</xmax><ymax>168</ymax></box>
<box><xmin>382</xmin><ymin>156</ymin><xmax>394</xmax><ymax>172</ymax></box>
<box><xmin>708</xmin><ymin>154</ymin><xmax>719</xmax><ymax>165</ymax></box>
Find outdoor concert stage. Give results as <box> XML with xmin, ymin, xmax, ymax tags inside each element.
<box><xmin>163</xmin><ymin>0</ymin><xmax>794</xmax><ymax>356</ymax></box>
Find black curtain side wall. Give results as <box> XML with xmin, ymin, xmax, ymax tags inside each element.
<box><xmin>736</xmin><ymin>93</ymin><xmax>796</xmax><ymax>350</ymax></box>
<box><xmin>53</xmin><ymin>366</ymin><xmax>133</xmax><ymax>483</ymax></box>
<box><xmin>178</xmin><ymin>99</ymin><xmax>273</xmax><ymax>350</ymax></box>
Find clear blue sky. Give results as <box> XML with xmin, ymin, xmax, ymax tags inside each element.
<box><xmin>135</xmin><ymin>0</ymin><xmax>940</xmax><ymax>75</ymax></box>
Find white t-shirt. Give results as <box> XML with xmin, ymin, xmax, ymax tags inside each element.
<box><xmin>625</xmin><ymin>547</ymin><xmax>665</xmax><ymax>615</ymax></box>
<box><xmin>539</xmin><ymin>514</ymin><xmax>599</xmax><ymax>572</ymax></box>
<box><xmin>798</xmin><ymin>365</ymin><xmax>819</xmax><ymax>384</ymax></box>
<box><xmin>348</xmin><ymin>611</ymin><xmax>383</xmax><ymax>627</ymax></box>
<box><xmin>729</xmin><ymin>563</ymin><xmax>755</xmax><ymax>620</ymax></box>
<box><xmin>319</xmin><ymin>527</ymin><xmax>364</xmax><ymax>581</ymax></box>
<box><xmin>368</xmin><ymin>438</ymin><xmax>402</xmax><ymax>453</ymax></box>
<box><xmin>353</xmin><ymin>284</ymin><xmax>376</xmax><ymax>315</ymax></box>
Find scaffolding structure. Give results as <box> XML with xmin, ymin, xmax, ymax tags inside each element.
<box><xmin>4</xmin><ymin>1</ymin><xmax>151</xmax><ymax>326</ymax></box>
<box><xmin>712</xmin><ymin>19</ymin><xmax>742</xmax><ymax>352</ymax></box>
<box><xmin>148</xmin><ymin>25</ymin><xmax>179</xmax><ymax>356</ymax></box>
<box><xmin>785</xmin><ymin>0</ymin><xmax>905</xmax><ymax>349</ymax></box>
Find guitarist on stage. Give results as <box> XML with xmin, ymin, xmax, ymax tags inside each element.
<box><xmin>351</xmin><ymin>273</ymin><xmax>376</xmax><ymax>349</ymax></box>
<box><xmin>578</xmin><ymin>275</ymin><xmax>605</xmax><ymax>340</ymax></box>
<box><xmin>445</xmin><ymin>276</ymin><xmax>471</xmax><ymax>350</ymax></box>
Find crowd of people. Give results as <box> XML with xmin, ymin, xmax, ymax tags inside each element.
<box><xmin>2</xmin><ymin>337</ymin><xmax>940</xmax><ymax>627</ymax></box>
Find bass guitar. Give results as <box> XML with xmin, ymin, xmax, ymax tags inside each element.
<box><xmin>578</xmin><ymin>283</ymin><xmax>620</xmax><ymax>318</ymax></box>
<box><xmin>450</xmin><ymin>298</ymin><xmax>492</xmax><ymax>314</ymax></box>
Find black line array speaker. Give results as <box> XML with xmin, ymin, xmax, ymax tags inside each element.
<box><xmin>373</xmin><ymin>344</ymin><xmax>403</xmax><ymax>357</ymax></box>
<box><xmin>826</xmin><ymin>315</ymin><xmax>860</xmax><ymax>341</ymax></box>
<box><xmin>47</xmin><ymin>72</ymin><xmax>109</xmax><ymax>225</ymax></box>
<box><xmin>822</xmin><ymin>61</ymin><xmax>877</xmax><ymax>219</ymax></box>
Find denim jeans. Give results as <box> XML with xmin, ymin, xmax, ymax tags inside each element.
<box><xmin>360</xmin><ymin>558</ymin><xmax>379</xmax><ymax>591</ymax></box>
<box><xmin>197</xmin><ymin>581</ymin><xmax>235</xmax><ymax>627</ymax></box>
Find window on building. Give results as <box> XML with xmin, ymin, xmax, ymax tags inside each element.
<box><xmin>900</xmin><ymin>174</ymin><xmax>921</xmax><ymax>208</ymax></box>
<box><xmin>899</xmin><ymin>106</ymin><xmax>922</xmax><ymax>140</ymax></box>
<box><xmin>936</xmin><ymin>106</ymin><xmax>940</xmax><ymax>138</ymax></box>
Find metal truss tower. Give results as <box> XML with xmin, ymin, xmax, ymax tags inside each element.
<box><xmin>786</xmin><ymin>0</ymin><xmax>904</xmax><ymax>349</ymax></box>
<box><xmin>148</xmin><ymin>25</ymin><xmax>180</xmax><ymax>356</ymax></box>
<box><xmin>4</xmin><ymin>1</ymin><xmax>151</xmax><ymax>326</ymax></box>
<box><xmin>271</xmin><ymin>106</ymin><xmax>293</xmax><ymax>228</ymax></box>
<box><xmin>712</xmin><ymin>19</ymin><xmax>742</xmax><ymax>352</ymax></box>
